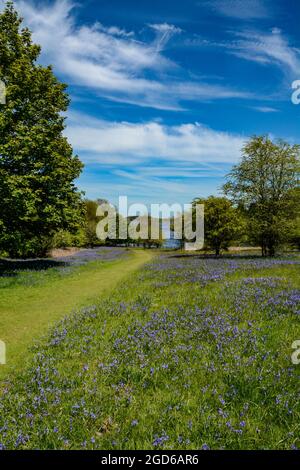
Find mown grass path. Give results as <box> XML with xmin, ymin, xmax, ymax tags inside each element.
<box><xmin>0</xmin><ymin>253</ymin><xmax>299</xmax><ymax>449</ymax></box>
<box><xmin>0</xmin><ymin>249</ymin><xmax>153</xmax><ymax>379</ymax></box>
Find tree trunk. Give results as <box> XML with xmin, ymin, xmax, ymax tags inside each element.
<box><xmin>268</xmin><ymin>245</ymin><xmax>275</xmax><ymax>257</ymax></box>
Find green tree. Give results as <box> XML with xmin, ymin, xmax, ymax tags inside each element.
<box><xmin>224</xmin><ymin>136</ymin><xmax>300</xmax><ymax>256</ymax></box>
<box><xmin>193</xmin><ymin>196</ymin><xmax>244</xmax><ymax>256</ymax></box>
<box><xmin>0</xmin><ymin>2</ymin><xmax>84</xmax><ymax>258</ymax></box>
<box><xmin>288</xmin><ymin>211</ymin><xmax>300</xmax><ymax>251</ymax></box>
<box><xmin>84</xmin><ymin>199</ymin><xmax>100</xmax><ymax>247</ymax></box>
<box><xmin>288</xmin><ymin>187</ymin><xmax>300</xmax><ymax>251</ymax></box>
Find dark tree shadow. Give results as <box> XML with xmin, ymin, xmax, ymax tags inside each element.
<box><xmin>0</xmin><ymin>258</ymin><xmax>67</xmax><ymax>277</ymax></box>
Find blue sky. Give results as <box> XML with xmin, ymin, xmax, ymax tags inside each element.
<box><xmin>2</xmin><ymin>0</ymin><xmax>300</xmax><ymax>207</ymax></box>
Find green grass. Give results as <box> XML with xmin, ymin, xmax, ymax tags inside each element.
<box><xmin>0</xmin><ymin>249</ymin><xmax>153</xmax><ymax>379</ymax></box>
<box><xmin>0</xmin><ymin>253</ymin><xmax>299</xmax><ymax>449</ymax></box>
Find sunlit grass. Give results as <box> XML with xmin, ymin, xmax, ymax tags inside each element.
<box><xmin>0</xmin><ymin>249</ymin><xmax>152</xmax><ymax>378</ymax></box>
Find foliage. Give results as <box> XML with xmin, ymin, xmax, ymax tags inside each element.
<box><xmin>84</xmin><ymin>200</ymin><xmax>102</xmax><ymax>247</ymax></box>
<box><xmin>224</xmin><ymin>136</ymin><xmax>300</xmax><ymax>256</ymax></box>
<box><xmin>0</xmin><ymin>2</ymin><xmax>84</xmax><ymax>258</ymax></box>
<box><xmin>51</xmin><ymin>228</ymin><xmax>87</xmax><ymax>249</ymax></box>
<box><xmin>193</xmin><ymin>196</ymin><xmax>245</xmax><ymax>255</ymax></box>
<box><xmin>289</xmin><ymin>216</ymin><xmax>300</xmax><ymax>250</ymax></box>
<box><xmin>51</xmin><ymin>201</ymin><xmax>164</xmax><ymax>249</ymax></box>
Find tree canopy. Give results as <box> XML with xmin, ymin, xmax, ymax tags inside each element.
<box><xmin>224</xmin><ymin>136</ymin><xmax>300</xmax><ymax>256</ymax></box>
<box><xmin>193</xmin><ymin>196</ymin><xmax>244</xmax><ymax>256</ymax></box>
<box><xmin>0</xmin><ymin>2</ymin><xmax>84</xmax><ymax>258</ymax></box>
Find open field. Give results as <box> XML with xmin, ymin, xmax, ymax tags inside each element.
<box><xmin>0</xmin><ymin>248</ymin><xmax>153</xmax><ymax>378</ymax></box>
<box><xmin>0</xmin><ymin>250</ymin><xmax>299</xmax><ymax>449</ymax></box>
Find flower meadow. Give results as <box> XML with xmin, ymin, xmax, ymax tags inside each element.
<box><xmin>0</xmin><ymin>247</ymin><xmax>129</xmax><ymax>288</ymax></box>
<box><xmin>0</xmin><ymin>253</ymin><xmax>299</xmax><ymax>450</ymax></box>
<box><xmin>56</xmin><ymin>247</ymin><xmax>129</xmax><ymax>266</ymax></box>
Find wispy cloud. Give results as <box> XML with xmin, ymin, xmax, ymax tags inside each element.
<box><xmin>65</xmin><ymin>110</ymin><xmax>244</xmax><ymax>202</ymax></box>
<box><xmin>96</xmin><ymin>23</ymin><xmax>135</xmax><ymax>38</ymax></box>
<box><xmin>251</xmin><ymin>106</ymin><xmax>279</xmax><ymax>113</ymax></box>
<box><xmin>186</xmin><ymin>26</ymin><xmax>300</xmax><ymax>79</ymax></box>
<box><xmin>66</xmin><ymin>111</ymin><xmax>245</xmax><ymax>165</ymax></box>
<box><xmin>4</xmin><ymin>0</ymin><xmax>252</xmax><ymax>110</ymax></box>
<box><xmin>203</xmin><ymin>0</ymin><xmax>269</xmax><ymax>20</ymax></box>
<box><xmin>148</xmin><ymin>23</ymin><xmax>182</xmax><ymax>52</ymax></box>
<box><xmin>227</xmin><ymin>28</ymin><xmax>300</xmax><ymax>76</ymax></box>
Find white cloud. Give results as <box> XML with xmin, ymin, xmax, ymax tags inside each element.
<box><xmin>66</xmin><ymin>112</ymin><xmax>245</xmax><ymax>165</ymax></box>
<box><xmin>139</xmin><ymin>166</ymin><xmax>225</xmax><ymax>177</ymax></box>
<box><xmin>65</xmin><ymin>111</ymin><xmax>244</xmax><ymax>202</ymax></box>
<box><xmin>78</xmin><ymin>172</ymin><xmax>227</xmax><ymax>205</ymax></box>
<box><xmin>149</xmin><ymin>23</ymin><xmax>182</xmax><ymax>52</ymax></box>
<box><xmin>3</xmin><ymin>0</ymin><xmax>252</xmax><ymax>110</ymax></box>
<box><xmin>251</xmin><ymin>106</ymin><xmax>279</xmax><ymax>113</ymax></box>
<box><xmin>204</xmin><ymin>0</ymin><xmax>269</xmax><ymax>20</ymax></box>
<box><xmin>96</xmin><ymin>23</ymin><xmax>135</xmax><ymax>38</ymax></box>
<box><xmin>65</xmin><ymin>111</ymin><xmax>244</xmax><ymax>203</ymax></box>
<box><xmin>227</xmin><ymin>29</ymin><xmax>300</xmax><ymax>76</ymax></box>
<box><xmin>188</xmin><ymin>26</ymin><xmax>300</xmax><ymax>79</ymax></box>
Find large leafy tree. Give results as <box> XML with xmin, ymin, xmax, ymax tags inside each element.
<box><xmin>193</xmin><ymin>196</ymin><xmax>244</xmax><ymax>255</ymax></box>
<box><xmin>0</xmin><ymin>2</ymin><xmax>84</xmax><ymax>258</ymax></box>
<box><xmin>224</xmin><ymin>136</ymin><xmax>300</xmax><ymax>256</ymax></box>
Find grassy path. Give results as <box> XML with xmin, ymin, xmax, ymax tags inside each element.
<box><xmin>0</xmin><ymin>249</ymin><xmax>153</xmax><ymax>379</ymax></box>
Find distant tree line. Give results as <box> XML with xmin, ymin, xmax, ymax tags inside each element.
<box><xmin>52</xmin><ymin>201</ymin><xmax>163</xmax><ymax>251</ymax></box>
<box><xmin>54</xmin><ymin>136</ymin><xmax>299</xmax><ymax>258</ymax></box>
<box><xmin>82</xmin><ymin>131</ymin><xmax>300</xmax><ymax>257</ymax></box>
